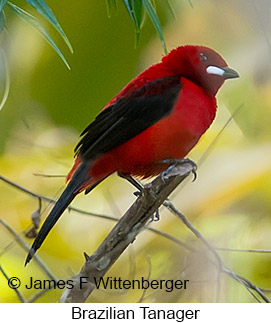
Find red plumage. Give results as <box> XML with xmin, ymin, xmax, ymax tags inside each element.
<box><xmin>25</xmin><ymin>45</ymin><xmax>239</xmax><ymax>265</ymax></box>
<box><xmin>70</xmin><ymin>78</ymin><xmax>216</xmax><ymax>185</ymax></box>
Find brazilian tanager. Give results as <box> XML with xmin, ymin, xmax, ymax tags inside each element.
<box><xmin>25</xmin><ymin>45</ymin><xmax>239</xmax><ymax>265</ymax></box>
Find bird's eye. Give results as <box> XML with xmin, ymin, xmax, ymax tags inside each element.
<box><xmin>200</xmin><ymin>53</ymin><xmax>208</xmax><ymax>62</ymax></box>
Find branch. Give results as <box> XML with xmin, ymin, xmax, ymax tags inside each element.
<box><xmin>0</xmin><ymin>174</ymin><xmax>113</xmax><ymax>221</ymax></box>
<box><xmin>0</xmin><ymin>219</ymin><xmax>57</xmax><ymax>282</ymax></box>
<box><xmin>0</xmin><ymin>265</ymin><xmax>27</xmax><ymax>303</ymax></box>
<box><xmin>0</xmin><ymin>174</ymin><xmax>194</xmax><ymax>253</ymax></box>
<box><xmin>59</xmin><ymin>162</ymin><xmax>195</xmax><ymax>302</ymax></box>
<box><xmin>1</xmin><ymin>168</ymin><xmax>269</xmax><ymax>303</ymax></box>
<box><xmin>165</xmin><ymin>202</ymin><xmax>270</xmax><ymax>303</ymax></box>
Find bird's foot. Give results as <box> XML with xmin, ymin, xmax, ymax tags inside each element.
<box><xmin>118</xmin><ymin>172</ymin><xmax>161</xmax><ymax>222</ymax></box>
<box><xmin>159</xmin><ymin>158</ymin><xmax>197</xmax><ymax>182</ymax></box>
<box><xmin>149</xmin><ymin>209</ymin><xmax>160</xmax><ymax>222</ymax></box>
<box><xmin>117</xmin><ymin>172</ymin><xmax>143</xmax><ymax>196</ymax></box>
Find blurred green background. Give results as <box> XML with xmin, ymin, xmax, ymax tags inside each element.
<box><xmin>0</xmin><ymin>0</ymin><xmax>270</xmax><ymax>302</ymax></box>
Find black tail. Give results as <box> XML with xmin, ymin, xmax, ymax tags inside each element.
<box><xmin>25</xmin><ymin>162</ymin><xmax>90</xmax><ymax>266</ymax></box>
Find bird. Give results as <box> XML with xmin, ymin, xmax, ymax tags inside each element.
<box><xmin>25</xmin><ymin>45</ymin><xmax>239</xmax><ymax>265</ymax></box>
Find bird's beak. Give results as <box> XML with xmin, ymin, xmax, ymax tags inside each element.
<box><xmin>220</xmin><ymin>67</ymin><xmax>239</xmax><ymax>79</ymax></box>
<box><xmin>206</xmin><ymin>66</ymin><xmax>239</xmax><ymax>79</ymax></box>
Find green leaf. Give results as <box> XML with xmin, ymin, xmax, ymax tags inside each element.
<box><xmin>123</xmin><ymin>0</ymin><xmax>143</xmax><ymax>46</ymax></box>
<box><xmin>7</xmin><ymin>2</ymin><xmax>70</xmax><ymax>69</ymax></box>
<box><xmin>123</xmin><ymin>0</ymin><xmax>142</xmax><ymax>32</ymax></box>
<box><xmin>24</xmin><ymin>0</ymin><xmax>73</xmax><ymax>53</ymax></box>
<box><xmin>106</xmin><ymin>0</ymin><xmax>117</xmax><ymax>17</ymax></box>
<box><xmin>142</xmin><ymin>0</ymin><xmax>167</xmax><ymax>54</ymax></box>
<box><xmin>0</xmin><ymin>0</ymin><xmax>7</xmax><ymax>12</ymax></box>
<box><xmin>106</xmin><ymin>0</ymin><xmax>111</xmax><ymax>17</ymax></box>
<box><xmin>123</xmin><ymin>0</ymin><xmax>135</xmax><ymax>25</ymax></box>
<box><xmin>132</xmin><ymin>0</ymin><xmax>143</xmax><ymax>32</ymax></box>
<box><xmin>0</xmin><ymin>10</ymin><xmax>5</xmax><ymax>33</ymax></box>
<box><xmin>165</xmin><ymin>0</ymin><xmax>176</xmax><ymax>19</ymax></box>
<box><xmin>132</xmin><ymin>0</ymin><xmax>143</xmax><ymax>45</ymax></box>
<box><xmin>0</xmin><ymin>49</ymin><xmax>10</xmax><ymax>112</ymax></box>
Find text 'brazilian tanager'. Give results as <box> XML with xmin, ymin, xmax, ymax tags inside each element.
<box><xmin>25</xmin><ymin>45</ymin><xmax>239</xmax><ymax>265</ymax></box>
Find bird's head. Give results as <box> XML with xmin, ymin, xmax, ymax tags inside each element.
<box><xmin>162</xmin><ymin>45</ymin><xmax>239</xmax><ymax>96</ymax></box>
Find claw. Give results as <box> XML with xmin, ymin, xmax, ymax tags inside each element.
<box><xmin>161</xmin><ymin>164</ymin><xmax>175</xmax><ymax>182</ymax></box>
<box><xmin>149</xmin><ymin>209</ymin><xmax>160</xmax><ymax>222</ymax></box>
<box><xmin>159</xmin><ymin>158</ymin><xmax>198</xmax><ymax>182</ymax></box>
<box><xmin>133</xmin><ymin>191</ymin><xmax>141</xmax><ymax>197</ymax></box>
<box><xmin>191</xmin><ymin>168</ymin><xmax>197</xmax><ymax>182</ymax></box>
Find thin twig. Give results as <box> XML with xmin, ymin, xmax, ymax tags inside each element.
<box><xmin>223</xmin><ymin>268</ymin><xmax>269</xmax><ymax>303</ymax></box>
<box><xmin>216</xmin><ymin>247</ymin><xmax>271</xmax><ymax>253</ymax></box>
<box><xmin>147</xmin><ymin>226</ymin><xmax>196</xmax><ymax>252</ymax></box>
<box><xmin>33</xmin><ymin>173</ymin><xmax>66</xmax><ymax>178</ymax></box>
<box><xmin>0</xmin><ymin>219</ymin><xmax>57</xmax><ymax>282</ymax></box>
<box><xmin>137</xmin><ymin>255</ymin><xmax>152</xmax><ymax>303</ymax></box>
<box><xmin>165</xmin><ymin>201</ymin><xmax>224</xmax><ymax>271</ymax></box>
<box><xmin>165</xmin><ymin>202</ymin><xmax>270</xmax><ymax>303</ymax></box>
<box><xmin>197</xmin><ymin>104</ymin><xmax>244</xmax><ymax>166</ymax></box>
<box><xmin>0</xmin><ymin>174</ymin><xmax>111</xmax><ymax>221</ymax></box>
<box><xmin>0</xmin><ymin>174</ymin><xmax>194</xmax><ymax>253</ymax></box>
<box><xmin>0</xmin><ymin>265</ymin><xmax>27</xmax><ymax>303</ymax></box>
<box><xmin>28</xmin><ymin>288</ymin><xmax>51</xmax><ymax>303</ymax></box>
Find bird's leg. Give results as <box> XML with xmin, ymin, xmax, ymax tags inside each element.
<box><xmin>117</xmin><ymin>172</ymin><xmax>160</xmax><ymax>222</ymax></box>
<box><xmin>117</xmin><ymin>172</ymin><xmax>143</xmax><ymax>193</ymax></box>
<box><xmin>152</xmin><ymin>210</ymin><xmax>160</xmax><ymax>222</ymax></box>
<box><xmin>159</xmin><ymin>158</ymin><xmax>198</xmax><ymax>182</ymax></box>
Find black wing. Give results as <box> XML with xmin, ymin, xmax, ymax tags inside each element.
<box><xmin>75</xmin><ymin>75</ymin><xmax>182</xmax><ymax>161</ymax></box>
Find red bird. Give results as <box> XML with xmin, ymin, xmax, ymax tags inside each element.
<box><xmin>25</xmin><ymin>45</ymin><xmax>238</xmax><ymax>265</ymax></box>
